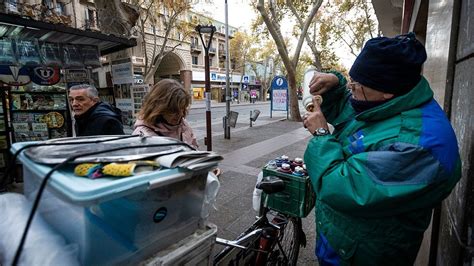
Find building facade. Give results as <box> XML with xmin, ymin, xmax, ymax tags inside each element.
<box><xmin>189</xmin><ymin>11</ymin><xmax>242</xmax><ymax>103</ymax></box>
<box><xmin>94</xmin><ymin>7</ymin><xmax>243</xmax><ymax>105</ymax></box>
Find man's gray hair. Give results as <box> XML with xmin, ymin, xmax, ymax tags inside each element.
<box><xmin>69</xmin><ymin>84</ymin><xmax>99</xmax><ymax>98</ymax></box>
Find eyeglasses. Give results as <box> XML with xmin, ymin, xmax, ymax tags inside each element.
<box><xmin>347</xmin><ymin>80</ymin><xmax>362</xmax><ymax>91</ymax></box>
<box><xmin>347</xmin><ymin>79</ymin><xmax>369</xmax><ymax>101</ymax></box>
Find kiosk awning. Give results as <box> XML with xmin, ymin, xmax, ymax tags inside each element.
<box><xmin>0</xmin><ymin>13</ymin><xmax>137</xmax><ymax>55</ymax></box>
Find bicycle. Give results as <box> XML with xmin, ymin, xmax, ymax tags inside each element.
<box><xmin>213</xmin><ymin>175</ymin><xmax>307</xmax><ymax>265</ymax></box>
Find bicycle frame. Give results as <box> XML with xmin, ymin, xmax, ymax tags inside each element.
<box><xmin>214</xmin><ymin>211</ymin><xmax>267</xmax><ymax>265</ymax></box>
<box><xmin>213</xmin><ymin>206</ymin><xmax>291</xmax><ymax>265</ymax></box>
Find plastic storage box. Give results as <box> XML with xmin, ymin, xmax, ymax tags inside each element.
<box><xmin>262</xmin><ymin>167</ymin><xmax>315</xmax><ymax>217</ymax></box>
<box><xmin>142</xmin><ymin>223</ymin><xmax>217</xmax><ymax>265</ymax></box>
<box><xmin>12</xmin><ymin>143</ymin><xmax>211</xmax><ymax>265</ymax></box>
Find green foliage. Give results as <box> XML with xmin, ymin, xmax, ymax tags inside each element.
<box><xmin>318</xmin><ymin>0</ymin><xmax>378</xmax><ymax>57</ymax></box>
<box><xmin>229</xmin><ymin>31</ymin><xmax>254</xmax><ymax>72</ymax></box>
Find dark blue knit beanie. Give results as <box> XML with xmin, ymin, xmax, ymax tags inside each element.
<box><xmin>349</xmin><ymin>32</ymin><xmax>427</xmax><ymax>95</ymax></box>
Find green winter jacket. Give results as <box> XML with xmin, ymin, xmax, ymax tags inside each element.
<box><xmin>304</xmin><ymin>72</ymin><xmax>461</xmax><ymax>266</ymax></box>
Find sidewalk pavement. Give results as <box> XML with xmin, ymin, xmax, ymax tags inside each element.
<box><xmin>207</xmin><ymin>118</ymin><xmax>318</xmax><ymax>265</ymax></box>
<box><xmin>190</xmin><ymin>100</ymin><xmax>269</xmax><ymax>109</ymax></box>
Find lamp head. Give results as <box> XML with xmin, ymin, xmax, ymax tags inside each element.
<box><xmin>195</xmin><ymin>24</ymin><xmax>216</xmax><ymax>34</ymax></box>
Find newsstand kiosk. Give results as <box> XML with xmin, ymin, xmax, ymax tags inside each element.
<box><xmin>8</xmin><ymin>136</ymin><xmax>220</xmax><ymax>265</ymax></box>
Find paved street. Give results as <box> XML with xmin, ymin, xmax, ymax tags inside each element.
<box><xmin>189</xmin><ymin>100</ymin><xmax>318</xmax><ymax>265</ymax></box>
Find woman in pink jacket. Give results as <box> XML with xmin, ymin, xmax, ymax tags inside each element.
<box><xmin>132</xmin><ymin>79</ymin><xmax>198</xmax><ymax>149</ymax></box>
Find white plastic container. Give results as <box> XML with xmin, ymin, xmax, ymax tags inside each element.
<box><xmin>142</xmin><ymin>223</ymin><xmax>217</xmax><ymax>265</ymax></box>
<box><xmin>302</xmin><ymin>68</ymin><xmax>317</xmax><ymax>111</ymax></box>
<box><xmin>12</xmin><ymin>142</ymin><xmax>211</xmax><ymax>266</ymax></box>
<box><xmin>302</xmin><ymin>68</ymin><xmax>323</xmax><ymax>112</ymax></box>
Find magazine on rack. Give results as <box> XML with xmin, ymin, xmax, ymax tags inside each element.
<box><xmin>155</xmin><ymin>150</ymin><xmax>223</xmax><ymax>170</ymax></box>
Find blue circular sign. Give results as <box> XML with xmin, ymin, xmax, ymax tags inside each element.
<box><xmin>271</xmin><ymin>76</ymin><xmax>288</xmax><ymax>89</ymax></box>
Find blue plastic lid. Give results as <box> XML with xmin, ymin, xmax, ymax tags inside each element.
<box><xmin>12</xmin><ymin>142</ymin><xmax>201</xmax><ymax>206</ymax></box>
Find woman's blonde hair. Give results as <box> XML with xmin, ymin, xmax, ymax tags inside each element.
<box><xmin>139</xmin><ymin>79</ymin><xmax>191</xmax><ymax>125</ymax></box>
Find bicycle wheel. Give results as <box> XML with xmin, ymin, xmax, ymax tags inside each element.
<box><xmin>267</xmin><ymin>216</ymin><xmax>302</xmax><ymax>265</ymax></box>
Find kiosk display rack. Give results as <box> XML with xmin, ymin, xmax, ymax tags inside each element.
<box><xmin>9</xmin><ymin>83</ymin><xmax>70</xmax><ymax>142</ymax></box>
<box><xmin>0</xmin><ymin>89</ymin><xmax>10</xmax><ymax>179</ymax></box>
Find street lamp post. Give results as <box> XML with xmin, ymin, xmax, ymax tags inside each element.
<box><xmin>224</xmin><ymin>0</ymin><xmax>231</xmax><ymax>139</ymax></box>
<box><xmin>196</xmin><ymin>24</ymin><xmax>216</xmax><ymax>151</ymax></box>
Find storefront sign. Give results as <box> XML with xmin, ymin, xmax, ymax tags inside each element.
<box><xmin>65</xmin><ymin>69</ymin><xmax>89</xmax><ymax>83</ymax></box>
<box><xmin>30</xmin><ymin>66</ymin><xmax>60</xmax><ymax>85</ymax></box>
<box><xmin>115</xmin><ymin>98</ymin><xmax>134</xmax><ymax>112</ymax></box>
<box><xmin>271</xmin><ymin>76</ymin><xmax>288</xmax><ymax>112</ymax></box>
<box><xmin>0</xmin><ymin>66</ymin><xmax>31</xmax><ymax>86</ymax></box>
<box><xmin>272</xmin><ymin>89</ymin><xmax>288</xmax><ymax>111</ymax></box>
<box><xmin>210</xmin><ymin>72</ymin><xmax>226</xmax><ymax>81</ymax></box>
<box><xmin>112</xmin><ymin>62</ymin><xmax>134</xmax><ymax>85</ymax></box>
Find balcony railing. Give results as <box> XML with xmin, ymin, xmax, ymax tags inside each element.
<box><xmin>191</xmin><ymin>43</ymin><xmax>202</xmax><ymax>52</ymax></box>
<box><xmin>219</xmin><ymin>49</ymin><xmax>226</xmax><ymax>58</ymax></box>
<box><xmin>209</xmin><ymin>47</ymin><xmax>216</xmax><ymax>54</ymax></box>
<box><xmin>84</xmin><ymin>19</ymin><xmax>98</xmax><ymax>31</ymax></box>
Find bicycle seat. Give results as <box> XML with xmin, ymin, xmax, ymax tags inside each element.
<box><xmin>256</xmin><ymin>176</ymin><xmax>285</xmax><ymax>194</ymax></box>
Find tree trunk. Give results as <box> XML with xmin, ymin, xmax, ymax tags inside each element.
<box><xmin>287</xmin><ymin>73</ymin><xmax>300</xmax><ymax>121</ymax></box>
<box><xmin>256</xmin><ymin>0</ymin><xmax>319</xmax><ymax>121</ymax></box>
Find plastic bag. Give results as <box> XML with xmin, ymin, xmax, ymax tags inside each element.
<box><xmin>0</xmin><ymin>193</ymin><xmax>80</xmax><ymax>266</ymax></box>
<box><xmin>62</xmin><ymin>44</ymin><xmax>84</xmax><ymax>68</ymax></box>
<box><xmin>201</xmin><ymin>172</ymin><xmax>221</xmax><ymax>219</ymax></box>
<box><xmin>16</xmin><ymin>39</ymin><xmax>41</xmax><ymax>66</ymax></box>
<box><xmin>252</xmin><ymin>171</ymin><xmax>264</xmax><ymax>212</ymax></box>
<box><xmin>81</xmin><ymin>45</ymin><xmax>101</xmax><ymax>68</ymax></box>
<box><xmin>0</xmin><ymin>38</ymin><xmax>17</xmax><ymax>65</ymax></box>
<box><xmin>39</xmin><ymin>42</ymin><xmax>62</xmax><ymax>66</ymax></box>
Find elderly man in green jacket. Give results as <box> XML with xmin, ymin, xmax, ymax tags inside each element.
<box><xmin>303</xmin><ymin>32</ymin><xmax>461</xmax><ymax>265</ymax></box>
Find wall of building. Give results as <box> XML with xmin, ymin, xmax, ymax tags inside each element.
<box><xmin>372</xmin><ymin>0</ymin><xmax>473</xmax><ymax>264</ymax></box>
<box><xmin>434</xmin><ymin>0</ymin><xmax>474</xmax><ymax>264</ymax></box>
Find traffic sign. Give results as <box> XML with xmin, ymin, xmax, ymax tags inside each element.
<box><xmin>243</xmin><ymin>75</ymin><xmax>249</xmax><ymax>84</ymax></box>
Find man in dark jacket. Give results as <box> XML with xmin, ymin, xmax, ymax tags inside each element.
<box><xmin>68</xmin><ymin>84</ymin><xmax>124</xmax><ymax>136</ymax></box>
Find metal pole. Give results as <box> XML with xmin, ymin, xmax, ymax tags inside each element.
<box><xmin>224</xmin><ymin>0</ymin><xmax>231</xmax><ymax>139</ymax></box>
<box><xmin>204</xmin><ymin>49</ymin><xmax>212</xmax><ymax>150</ymax></box>
<box><xmin>250</xmin><ymin>110</ymin><xmax>252</xmax><ymax>127</ymax></box>
<box><xmin>196</xmin><ymin>25</ymin><xmax>215</xmax><ymax>151</ymax></box>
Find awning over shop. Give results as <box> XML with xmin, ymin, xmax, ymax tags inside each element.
<box><xmin>0</xmin><ymin>13</ymin><xmax>136</xmax><ymax>55</ymax></box>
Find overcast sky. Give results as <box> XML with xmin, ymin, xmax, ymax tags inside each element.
<box><xmin>192</xmin><ymin>0</ymin><xmax>257</xmax><ymax>30</ymax></box>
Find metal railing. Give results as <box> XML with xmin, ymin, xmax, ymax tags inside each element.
<box><xmin>191</xmin><ymin>43</ymin><xmax>202</xmax><ymax>51</ymax></box>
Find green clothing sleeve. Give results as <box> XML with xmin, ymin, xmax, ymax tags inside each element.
<box><xmin>304</xmin><ymin>136</ymin><xmax>459</xmax><ymax>217</ymax></box>
<box><xmin>319</xmin><ymin>71</ymin><xmax>352</xmax><ymax>125</ymax></box>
